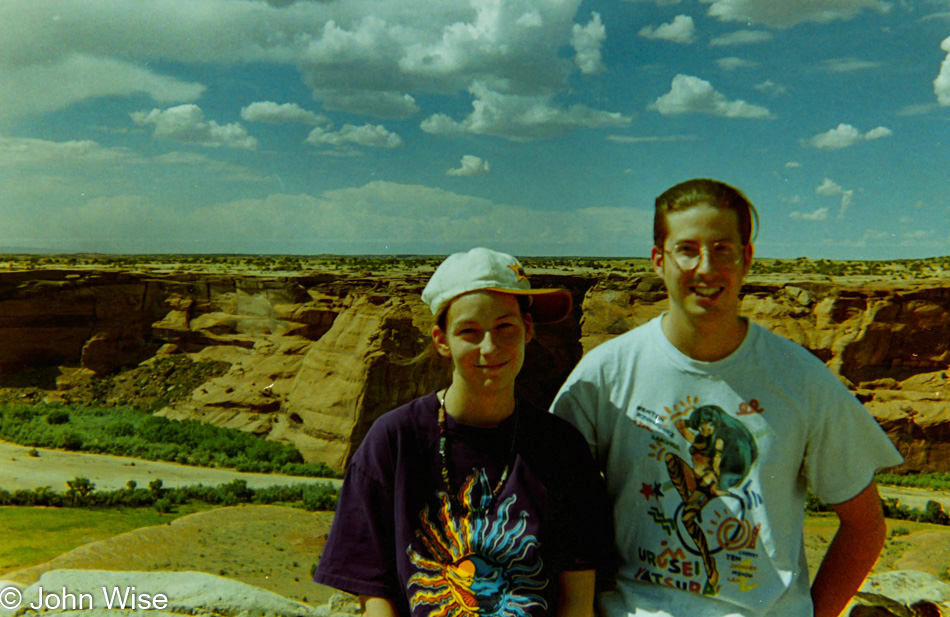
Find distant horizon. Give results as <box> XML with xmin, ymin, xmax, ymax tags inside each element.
<box><xmin>2</xmin><ymin>249</ymin><xmax>949</xmax><ymax>264</ymax></box>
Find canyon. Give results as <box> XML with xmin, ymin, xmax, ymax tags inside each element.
<box><xmin>0</xmin><ymin>259</ymin><xmax>947</xmax><ymax>475</ymax></box>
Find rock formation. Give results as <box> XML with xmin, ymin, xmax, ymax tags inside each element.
<box><xmin>0</xmin><ymin>265</ymin><xmax>947</xmax><ymax>474</ymax></box>
<box><xmin>0</xmin><ymin>570</ymin><xmax>360</xmax><ymax>617</ymax></box>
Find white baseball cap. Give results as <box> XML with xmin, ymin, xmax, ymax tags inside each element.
<box><xmin>421</xmin><ymin>247</ymin><xmax>572</xmax><ymax>324</ymax></box>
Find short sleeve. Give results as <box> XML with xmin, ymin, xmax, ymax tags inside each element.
<box><xmin>313</xmin><ymin>447</ymin><xmax>398</xmax><ymax>599</ymax></box>
<box><xmin>802</xmin><ymin>381</ymin><xmax>904</xmax><ymax>505</ymax></box>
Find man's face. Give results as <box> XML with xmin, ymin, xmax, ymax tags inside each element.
<box><xmin>651</xmin><ymin>203</ymin><xmax>752</xmax><ymax>325</ymax></box>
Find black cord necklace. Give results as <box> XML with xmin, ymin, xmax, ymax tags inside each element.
<box><xmin>437</xmin><ymin>390</ymin><xmax>519</xmax><ymax>514</ymax></box>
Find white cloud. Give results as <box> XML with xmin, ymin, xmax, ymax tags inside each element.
<box><xmin>572</xmin><ymin>12</ymin><xmax>607</xmax><ymax>74</ymax></box>
<box><xmin>0</xmin><ymin>136</ymin><xmax>141</xmax><ymax>167</ymax></box>
<box><xmin>820</xmin><ymin>57</ymin><xmax>882</xmax><ymax>72</ymax></box>
<box><xmin>0</xmin><ymin>179</ymin><xmax>655</xmax><ymax>255</ymax></box>
<box><xmin>789</xmin><ymin>207</ymin><xmax>829</xmax><ymax>221</ymax></box>
<box><xmin>805</xmin><ymin>123</ymin><xmax>892</xmax><ymax>149</ymax></box>
<box><xmin>816</xmin><ymin>178</ymin><xmax>854</xmax><ymax>217</ymax></box>
<box><xmin>131</xmin><ymin>105</ymin><xmax>258</xmax><ymax>150</ymax></box>
<box><xmin>188</xmin><ymin>182</ymin><xmax>654</xmax><ymax>255</ymax></box>
<box><xmin>298</xmin><ymin>3</ymin><xmax>591</xmax><ymax>118</ymax></box>
<box><xmin>421</xmin><ymin>82</ymin><xmax>630</xmax><ymax>142</ymax></box>
<box><xmin>936</xmin><ymin>36</ymin><xmax>950</xmax><ymax>105</ymax></box>
<box><xmin>898</xmin><ymin>103</ymin><xmax>939</xmax><ymax>116</ymax></box>
<box><xmin>650</xmin><ymin>74</ymin><xmax>772</xmax><ymax>118</ymax></box>
<box><xmin>700</xmin><ymin>0</ymin><xmax>892</xmax><ymax>28</ymax></box>
<box><xmin>785</xmin><ymin>161</ymin><xmax>801</xmax><ymax>168</ymax></box>
<box><xmin>0</xmin><ymin>53</ymin><xmax>205</xmax><ymax>122</ymax></box>
<box><xmin>717</xmin><ymin>57</ymin><xmax>758</xmax><ymax>71</ymax></box>
<box><xmin>240</xmin><ymin>102</ymin><xmax>327</xmax><ymax>125</ymax></box>
<box><xmin>447</xmin><ymin>155</ymin><xmax>491</xmax><ymax>177</ymax></box>
<box><xmin>0</xmin><ymin>0</ymin><xmax>605</xmax><ymax>125</ymax></box>
<box><xmin>314</xmin><ymin>90</ymin><xmax>420</xmax><ymax>120</ymax></box>
<box><xmin>306</xmin><ymin>124</ymin><xmax>403</xmax><ymax>149</ymax></box>
<box><xmin>864</xmin><ymin>126</ymin><xmax>893</xmax><ymax>140</ymax></box>
<box><xmin>607</xmin><ymin>134</ymin><xmax>699</xmax><ymax>143</ymax></box>
<box><xmin>153</xmin><ymin>152</ymin><xmax>266</xmax><ymax>182</ymax></box>
<box><xmin>709</xmin><ymin>30</ymin><xmax>773</xmax><ymax>46</ymax></box>
<box><xmin>638</xmin><ymin>15</ymin><xmax>696</xmax><ymax>44</ymax></box>
<box><xmin>754</xmin><ymin>80</ymin><xmax>787</xmax><ymax>95</ymax></box>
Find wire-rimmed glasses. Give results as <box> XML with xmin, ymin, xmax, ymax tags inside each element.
<box><xmin>664</xmin><ymin>242</ymin><xmax>745</xmax><ymax>271</ymax></box>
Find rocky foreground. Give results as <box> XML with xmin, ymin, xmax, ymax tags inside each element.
<box><xmin>0</xmin><ymin>259</ymin><xmax>947</xmax><ymax>474</ymax></box>
<box><xmin>0</xmin><ymin>569</ymin><xmax>947</xmax><ymax>617</ymax></box>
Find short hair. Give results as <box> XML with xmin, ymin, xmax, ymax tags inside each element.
<box><xmin>654</xmin><ymin>178</ymin><xmax>759</xmax><ymax>248</ymax></box>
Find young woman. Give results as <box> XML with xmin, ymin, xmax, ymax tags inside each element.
<box><xmin>314</xmin><ymin>247</ymin><xmax>609</xmax><ymax>617</ymax></box>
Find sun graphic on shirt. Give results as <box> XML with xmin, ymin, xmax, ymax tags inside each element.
<box><xmin>407</xmin><ymin>470</ymin><xmax>548</xmax><ymax>617</ymax></box>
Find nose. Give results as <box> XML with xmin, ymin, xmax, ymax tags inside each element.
<box><xmin>479</xmin><ymin>331</ymin><xmax>498</xmax><ymax>354</ymax></box>
<box><xmin>695</xmin><ymin>249</ymin><xmax>716</xmax><ymax>274</ymax></box>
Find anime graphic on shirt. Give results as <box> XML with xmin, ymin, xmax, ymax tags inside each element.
<box><xmin>407</xmin><ymin>469</ymin><xmax>548</xmax><ymax>617</ymax></box>
<box><xmin>633</xmin><ymin>397</ymin><xmax>760</xmax><ymax>598</ymax></box>
<box><xmin>665</xmin><ymin>402</ymin><xmax>758</xmax><ymax>595</ymax></box>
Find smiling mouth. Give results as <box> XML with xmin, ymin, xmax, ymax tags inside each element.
<box><xmin>692</xmin><ymin>286</ymin><xmax>723</xmax><ymax>298</ymax></box>
<box><xmin>475</xmin><ymin>361</ymin><xmax>508</xmax><ymax>369</ymax></box>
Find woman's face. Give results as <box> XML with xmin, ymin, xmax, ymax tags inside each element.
<box><xmin>433</xmin><ymin>290</ymin><xmax>533</xmax><ymax>395</ymax></box>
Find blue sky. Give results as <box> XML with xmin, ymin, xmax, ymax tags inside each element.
<box><xmin>2</xmin><ymin>0</ymin><xmax>949</xmax><ymax>259</ymax></box>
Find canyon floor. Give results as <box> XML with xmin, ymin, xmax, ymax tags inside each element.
<box><xmin>1</xmin><ymin>442</ymin><xmax>948</xmax><ymax>604</ymax></box>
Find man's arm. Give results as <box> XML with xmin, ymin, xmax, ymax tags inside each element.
<box><xmin>810</xmin><ymin>482</ymin><xmax>887</xmax><ymax>617</ymax></box>
<box><xmin>557</xmin><ymin>570</ymin><xmax>596</xmax><ymax>617</ymax></box>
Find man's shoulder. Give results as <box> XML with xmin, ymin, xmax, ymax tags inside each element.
<box><xmin>748</xmin><ymin>321</ymin><xmax>830</xmax><ymax>369</ymax></box>
<box><xmin>583</xmin><ymin>318</ymin><xmax>658</xmax><ymax>361</ymax></box>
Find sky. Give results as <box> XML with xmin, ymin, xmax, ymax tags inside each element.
<box><xmin>2</xmin><ymin>0</ymin><xmax>949</xmax><ymax>260</ymax></box>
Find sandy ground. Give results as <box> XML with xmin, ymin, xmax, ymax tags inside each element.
<box><xmin>2</xmin><ymin>441</ymin><xmax>948</xmax><ymax>605</ymax></box>
<box><xmin>0</xmin><ymin>440</ymin><xmax>342</xmax><ymax>492</ymax></box>
<box><xmin>0</xmin><ymin>505</ymin><xmax>339</xmax><ymax>606</ymax></box>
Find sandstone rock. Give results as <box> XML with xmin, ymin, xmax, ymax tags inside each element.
<box><xmin>0</xmin><ymin>570</ymin><xmax>324</xmax><ymax>617</ymax></box>
<box><xmin>0</xmin><ymin>267</ymin><xmax>947</xmax><ymax>475</ymax></box>
<box><xmin>848</xmin><ymin>570</ymin><xmax>950</xmax><ymax>616</ymax></box>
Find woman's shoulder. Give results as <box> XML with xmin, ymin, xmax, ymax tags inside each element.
<box><xmin>363</xmin><ymin>391</ymin><xmax>439</xmax><ymax>441</ymax></box>
<box><xmin>349</xmin><ymin>392</ymin><xmax>439</xmax><ymax>470</ymax></box>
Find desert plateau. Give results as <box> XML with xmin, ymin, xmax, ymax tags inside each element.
<box><xmin>1</xmin><ymin>253</ymin><xmax>949</xmax><ymax>615</ymax></box>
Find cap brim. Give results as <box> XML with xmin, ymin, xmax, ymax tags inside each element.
<box><xmin>484</xmin><ymin>287</ymin><xmax>573</xmax><ymax>324</ymax></box>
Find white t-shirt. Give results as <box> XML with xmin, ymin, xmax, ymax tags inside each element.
<box><xmin>551</xmin><ymin>316</ymin><xmax>904</xmax><ymax>617</ymax></box>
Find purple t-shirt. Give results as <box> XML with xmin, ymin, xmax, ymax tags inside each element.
<box><xmin>314</xmin><ymin>392</ymin><xmax>609</xmax><ymax>617</ymax></box>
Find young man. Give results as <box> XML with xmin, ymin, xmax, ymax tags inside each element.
<box><xmin>551</xmin><ymin>179</ymin><xmax>903</xmax><ymax>617</ymax></box>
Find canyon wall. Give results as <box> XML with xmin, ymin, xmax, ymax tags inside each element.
<box><xmin>0</xmin><ymin>267</ymin><xmax>947</xmax><ymax>474</ymax></box>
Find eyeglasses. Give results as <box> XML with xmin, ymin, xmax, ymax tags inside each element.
<box><xmin>664</xmin><ymin>242</ymin><xmax>744</xmax><ymax>271</ymax></box>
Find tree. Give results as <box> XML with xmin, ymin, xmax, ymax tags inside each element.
<box><xmin>66</xmin><ymin>476</ymin><xmax>95</xmax><ymax>506</ymax></box>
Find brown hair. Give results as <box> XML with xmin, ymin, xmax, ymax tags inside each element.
<box><xmin>654</xmin><ymin>178</ymin><xmax>759</xmax><ymax>248</ymax></box>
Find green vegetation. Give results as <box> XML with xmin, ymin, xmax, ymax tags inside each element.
<box><xmin>750</xmin><ymin>256</ymin><xmax>950</xmax><ymax>278</ymax></box>
<box><xmin>0</xmin><ymin>476</ymin><xmax>338</xmax><ymax>513</ymax></box>
<box><xmin>0</xmin><ymin>404</ymin><xmax>340</xmax><ymax>478</ymax></box>
<box><xmin>876</xmin><ymin>472</ymin><xmax>950</xmax><ymax>492</ymax></box>
<box><xmin>807</xmin><ymin>489</ymin><xmax>950</xmax><ymax>527</ymax></box>
<box><xmin>0</xmin><ymin>505</ymin><xmax>197</xmax><ymax>571</ymax></box>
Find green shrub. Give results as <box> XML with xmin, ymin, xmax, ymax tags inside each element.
<box><xmin>45</xmin><ymin>409</ymin><xmax>70</xmax><ymax>425</ymax></box>
<box><xmin>302</xmin><ymin>483</ymin><xmax>338</xmax><ymax>511</ymax></box>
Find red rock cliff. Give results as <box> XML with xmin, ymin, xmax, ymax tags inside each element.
<box><xmin>0</xmin><ymin>267</ymin><xmax>946</xmax><ymax>474</ymax></box>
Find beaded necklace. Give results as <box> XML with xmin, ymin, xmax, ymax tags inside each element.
<box><xmin>437</xmin><ymin>391</ymin><xmax>518</xmax><ymax>514</ymax></box>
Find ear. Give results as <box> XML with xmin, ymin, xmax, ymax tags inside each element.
<box><xmin>651</xmin><ymin>245</ymin><xmax>664</xmax><ymax>276</ymax></box>
<box><xmin>432</xmin><ymin>324</ymin><xmax>452</xmax><ymax>358</ymax></box>
<box><xmin>742</xmin><ymin>243</ymin><xmax>754</xmax><ymax>275</ymax></box>
<box><xmin>522</xmin><ymin>312</ymin><xmax>534</xmax><ymax>344</ymax></box>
